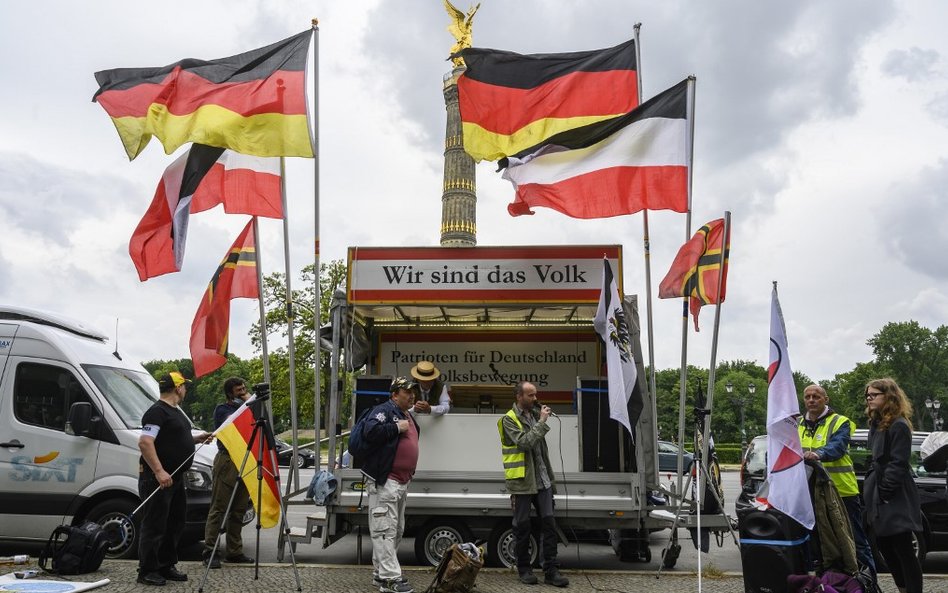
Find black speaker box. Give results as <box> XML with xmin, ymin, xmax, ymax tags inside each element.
<box><xmin>576</xmin><ymin>378</ymin><xmax>638</xmax><ymax>472</ymax></box>
<box><xmin>738</xmin><ymin>508</ymin><xmax>808</xmax><ymax>593</ymax></box>
<box><xmin>353</xmin><ymin>375</ymin><xmax>393</xmax><ymax>420</ymax></box>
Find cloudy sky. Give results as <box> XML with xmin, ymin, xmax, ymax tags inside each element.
<box><xmin>1</xmin><ymin>1</ymin><xmax>946</xmax><ymax>385</ymax></box>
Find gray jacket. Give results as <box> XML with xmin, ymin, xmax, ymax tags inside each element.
<box><xmin>500</xmin><ymin>404</ymin><xmax>555</xmax><ymax>495</ymax></box>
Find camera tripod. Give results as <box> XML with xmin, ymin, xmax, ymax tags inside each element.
<box><xmin>655</xmin><ymin>391</ymin><xmax>738</xmax><ymax>584</ymax></box>
<box><xmin>198</xmin><ymin>391</ymin><xmax>303</xmax><ymax>592</ymax></box>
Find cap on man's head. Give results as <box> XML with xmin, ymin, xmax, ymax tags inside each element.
<box><xmin>410</xmin><ymin>360</ymin><xmax>440</xmax><ymax>382</ymax></box>
<box><xmin>158</xmin><ymin>371</ymin><xmax>191</xmax><ymax>391</ymax></box>
<box><xmin>390</xmin><ymin>376</ymin><xmax>416</xmax><ymax>394</ymax></box>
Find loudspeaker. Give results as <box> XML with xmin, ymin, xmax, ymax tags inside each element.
<box><xmin>576</xmin><ymin>378</ymin><xmax>638</xmax><ymax>472</ymax></box>
<box><xmin>738</xmin><ymin>508</ymin><xmax>808</xmax><ymax>593</ymax></box>
<box><xmin>353</xmin><ymin>376</ymin><xmax>393</xmax><ymax>420</ymax></box>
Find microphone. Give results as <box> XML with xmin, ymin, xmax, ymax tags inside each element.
<box><xmin>538</xmin><ymin>403</ymin><xmax>558</xmax><ymax>418</ymax></box>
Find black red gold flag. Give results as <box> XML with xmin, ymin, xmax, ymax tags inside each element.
<box><xmin>93</xmin><ymin>31</ymin><xmax>313</xmax><ymax>160</ymax></box>
<box><xmin>457</xmin><ymin>38</ymin><xmax>637</xmax><ymax>162</ymax></box>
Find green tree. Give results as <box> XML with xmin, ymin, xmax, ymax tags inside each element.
<box><xmin>867</xmin><ymin>320</ymin><xmax>948</xmax><ymax>429</ymax></box>
<box><xmin>249</xmin><ymin>259</ymin><xmax>356</xmax><ymax>436</ymax></box>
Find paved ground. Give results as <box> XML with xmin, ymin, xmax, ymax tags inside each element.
<box><xmin>5</xmin><ymin>559</ymin><xmax>947</xmax><ymax>593</ymax></box>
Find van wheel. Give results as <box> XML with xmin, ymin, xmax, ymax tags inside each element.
<box><xmin>414</xmin><ymin>520</ymin><xmax>472</xmax><ymax>566</ymax></box>
<box><xmin>86</xmin><ymin>499</ymin><xmax>139</xmax><ymax>560</ymax></box>
<box><xmin>487</xmin><ymin>523</ymin><xmax>537</xmax><ymax>568</ymax></box>
<box><xmin>913</xmin><ymin>530</ymin><xmax>927</xmax><ymax>564</ymax></box>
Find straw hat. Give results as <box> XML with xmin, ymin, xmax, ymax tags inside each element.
<box><xmin>410</xmin><ymin>360</ymin><xmax>440</xmax><ymax>382</ymax></box>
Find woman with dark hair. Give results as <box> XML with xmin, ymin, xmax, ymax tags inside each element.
<box><xmin>863</xmin><ymin>378</ymin><xmax>923</xmax><ymax>593</ymax></box>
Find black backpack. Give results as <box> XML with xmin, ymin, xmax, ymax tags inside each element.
<box><xmin>347</xmin><ymin>406</ymin><xmax>376</xmax><ymax>460</ymax></box>
<box><xmin>39</xmin><ymin>521</ymin><xmax>110</xmax><ymax>575</ymax></box>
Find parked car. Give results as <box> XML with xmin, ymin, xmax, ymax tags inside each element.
<box><xmin>657</xmin><ymin>440</ymin><xmax>695</xmax><ymax>473</ymax></box>
<box><xmin>275</xmin><ymin>439</ymin><xmax>316</xmax><ymax>468</ymax></box>
<box><xmin>738</xmin><ymin>429</ymin><xmax>948</xmax><ymax>562</ymax></box>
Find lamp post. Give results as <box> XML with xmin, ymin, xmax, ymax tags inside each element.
<box><xmin>727</xmin><ymin>381</ymin><xmax>756</xmax><ymax>459</ymax></box>
<box><xmin>925</xmin><ymin>398</ymin><xmax>942</xmax><ymax>431</ymax></box>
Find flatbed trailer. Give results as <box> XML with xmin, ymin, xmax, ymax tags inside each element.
<box><xmin>278</xmin><ymin>245</ymin><xmax>733</xmax><ymax>567</ymax></box>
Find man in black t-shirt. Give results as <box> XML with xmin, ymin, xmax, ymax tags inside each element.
<box><xmin>137</xmin><ymin>371</ymin><xmax>210</xmax><ymax>586</ymax></box>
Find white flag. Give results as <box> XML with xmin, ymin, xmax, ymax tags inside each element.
<box><xmin>766</xmin><ymin>285</ymin><xmax>814</xmax><ymax>529</ymax></box>
<box><xmin>593</xmin><ymin>258</ymin><xmax>639</xmax><ymax>435</ymax></box>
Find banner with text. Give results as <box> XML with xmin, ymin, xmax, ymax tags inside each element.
<box><xmin>348</xmin><ymin>245</ymin><xmax>622</xmax><ymax>304</ymax></box>
<box><xmin>378</xmin><ymin>331</ymin><xmax>599</xmax><ymax>399</ymax></box>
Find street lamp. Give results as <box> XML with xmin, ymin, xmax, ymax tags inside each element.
<box><xmin>727</xmin><ymin>381</ymin><xmax>756</xmax><ymax>458</ymax></box>
<box><xmin>925</xmin><ymin>398</ymin><xmax>942</xmax><ymax>431</ymax></box>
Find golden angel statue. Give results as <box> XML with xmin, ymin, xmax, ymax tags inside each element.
<box><xmin>444</xmin><ymin>0</ymin><xmax>480</xmax><ymax>68</ymax></box>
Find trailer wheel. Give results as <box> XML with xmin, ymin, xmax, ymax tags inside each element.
<box><xmin>85</xmin><ymin>498</ymin><xmax>139</xmax><ymax>560</ymax></box>
<box><xmin>487</xmin><ymin>523</ymin><xmax>537</xmax><ymax>568</ymax></box>
<box><xmin>414</xmin><ymin>520</ymin><xmax>473</xmax><ymax>566</ymax></box>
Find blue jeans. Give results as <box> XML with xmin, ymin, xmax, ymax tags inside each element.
<box><xmin>843</xmin><ymin>495</ymin><xmax>875</xmax><ymax>572</ymax></box>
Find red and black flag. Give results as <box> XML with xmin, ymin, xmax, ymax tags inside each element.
<box><xmin>658</xmin><ymin>218</ymin><xmax>730</xmax><ymax>330</ymax></box>
<box><xmin>456</xmin><ymin>38</ymin><xmax>637</xmax><ymax>162</ymax></box>
<box><xmin>93</xmin><ymin>31</ymin><xmax>313</xmax><ymax>160</ymax></box>
<box><xmin>129</xmin><ymin>144</ymin><xmax>282</xmax><ymax>281</ymax></box>
<box><xmin>190</xmin><ymin>219</ymin><xmax>259</xmax><ymax>377</ymax></box>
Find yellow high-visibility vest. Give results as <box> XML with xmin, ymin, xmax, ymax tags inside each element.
<box><xmin>498</xmin><ymin>409</ymin><xmax>526</xmax><ymax>479</ymax></box>
<box><xmin>799</xmin><ymin>413</ymin><xmax>858</xmax><ymax>497</ymax></box>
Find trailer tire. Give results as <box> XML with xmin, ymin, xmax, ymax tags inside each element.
<box><xmin>414</xmin><ymin>520</ymin><xmax>473</xmax><ymax>566</ymax></box>
<box><xmin>85</xmin><ymin>498</ymin><xmax>140</xmax><ymax>560</ymax></box>
<box><xmin>487</xmin><ymin>523</ymin><xmax>537</xmax><ymax>568</ymax></box>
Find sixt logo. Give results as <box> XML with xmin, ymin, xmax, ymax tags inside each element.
<box><xmin>9</xmin><ymin>455</ymin><xmax>83</xmax><ymax>482</ymax></box>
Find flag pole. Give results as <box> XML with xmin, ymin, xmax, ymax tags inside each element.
<box><xmin>675</xmin><ymin>76</ymin><xmax>697</xmax><ymax>501</ymax></box>
<box><xmin>309</xmin><ymin>19</ymin><xmax>323</xmax><ymax>472</ymax></box>
<box><xmin>280</xmin><ymin>156</ymin><xmax>301</xmax><ymax>495</ymax></box>
<box><xmin>252</xmin><ymin>217</ymin><xmax>272</xmax><ymax>386</ymax></box>
<box><xmin>632</xmin><ymin>22</ymin><xmax>660</xmax><ymax>470</ymax></box>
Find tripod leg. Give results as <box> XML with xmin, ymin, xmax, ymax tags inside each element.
<box><xmin>655</xmin><ymin>470</ymin><xmax>695</xmax><ymax>578</ymax></box>
<box><xmin>697</xmin><ymin>461</ymin><xmax>738</xmax><ymax>545</ymax></box>
<box><xmin>198</xmin><ymin>426</ymin><xmax>259</xmax><ymax>593</ymax></box>
<box><xmin>254</xmin><ymin>418</ymin><xmax>304</xmax><ymax>591</ymax></box>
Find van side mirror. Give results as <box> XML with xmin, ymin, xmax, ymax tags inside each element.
<box><xmin>66</xmin><ymin>402</ymin><xmax>93</xmax><ymax>437</ymax></box>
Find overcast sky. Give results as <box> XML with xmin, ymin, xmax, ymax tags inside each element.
<box><xmin>1</xmin><ymin>1</ymin><xmax>946</xmax><ymax>387</ymax></box>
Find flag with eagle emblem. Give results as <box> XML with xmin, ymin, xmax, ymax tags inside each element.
<box><xmin>766</xmin><ymin>284</ymin><xmax>814</xmax><ymax>529</ymax></box>
<box><xmin>593</xmin><ymin>258</ymin><xmax>639</xmax><ymax>435</ymax></box>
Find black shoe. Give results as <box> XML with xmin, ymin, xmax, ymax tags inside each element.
<box><xmin>225</xmin><ymin>553</ymin><xmax>254</xmax><ymax>564</ymax></box>
<box><xmin>519</xmin><ymin>570</ymin><xmax>539</xmax><ymax>585</ymax></box>
<box><xmin>544</xmin><ymin>570</ymin><xmax>569</xmax><ymax>587</ymax></box>
<box><xmin>159</xmin><ymin>566</ymin><xmax>187</xmax><ymax>581</ymax></box>
<box><xmin>137</xmin><ymin>571</ymin><xmax>167</xmax><ymax>586</ymax></box>
<box><xmin>202</xmin><ymin>550</ymin><xmax>222</xmax><ymax>569</ymax></box>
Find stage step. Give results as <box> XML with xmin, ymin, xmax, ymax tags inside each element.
<box><xmin>287</xmin><ymin>508</ymin><xmax>329</xmax><ymax>544</ymax></box>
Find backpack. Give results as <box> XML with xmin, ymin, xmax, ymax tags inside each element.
<box><xmin>39</xmin><ymin>521</ymin><xmax>110</xmax><ymax>575</ymax></box>
<box><xmin>424</xmin><ymin>543</ymin><xmax>484</xmax><ymax>593</ymax></box>
<box><xmin>347</xmin><ymin>406</ymin><xmax>377</xmax><ymax>459</ymax></box>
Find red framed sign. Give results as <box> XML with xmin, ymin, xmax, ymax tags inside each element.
<box><xmin>347</xmin><ymin>245</ymin><xmax>622</xmax><ymax>305</ymax></box>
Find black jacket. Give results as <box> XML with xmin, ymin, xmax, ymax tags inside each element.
<box><xmin>360</xmin><ymin>399</ymin><xmax>420</xmax><ymax>486</ymax></box>
<box><xmin>864</xmin><ymin>417</ymin><xmax>923</xmax><ymax>537</ymax></box>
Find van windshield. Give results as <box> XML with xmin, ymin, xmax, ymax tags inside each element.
<box><xmin>82</xmin><ymin>365</ymin><xmax>160</xmax><ymax>429</ymax></box>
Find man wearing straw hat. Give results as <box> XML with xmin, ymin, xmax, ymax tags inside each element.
<box><xmin>137</xmin><ymin>371</ymin><xmax>210</xmax><ymax>586</ymax></box>
<box><xmin>409</xmin><ymin>360</ymin><xmax>451</xmax><ymax>416</ymax></box>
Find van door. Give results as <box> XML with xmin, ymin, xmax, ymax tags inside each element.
<box><xmin>0</xmin><ymin>357</ymin><xmax>101</xmax><ymax>542</ymax></box>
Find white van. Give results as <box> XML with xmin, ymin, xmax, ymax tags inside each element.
<box><xmin>0</xmin><ymin>306</ymin><xmax>214</xmax><ymax>558</ymax></box>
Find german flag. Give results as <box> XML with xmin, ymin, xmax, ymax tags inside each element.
<box><xmin>190</xmin><ymin>219</ymin><xmax>259</xmax><ymax>377</ymax></box>
<box><xmin>93</xmin><ymin>31</ymin><xmax>313</xmax><ymax>161</ymax></box>
<box><xmin>457</xmin><ymin>38</ymin><xmax>637</xmax><ymax>162</ymax></box>
<box><xmin>214</xmin><ymin>395</ymin><xmax>281</xmax><ymax>529</ymax></box>
<box><xmin>658</xmin><ymin>218</ymin><xmax>730</xmax><ymax>330</ymax></box>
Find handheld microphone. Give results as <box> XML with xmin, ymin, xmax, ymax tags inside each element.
<box><xmin>539</xmin><ymin>403</ymin><xmax>558</xmax><ymax>418</ymax></box>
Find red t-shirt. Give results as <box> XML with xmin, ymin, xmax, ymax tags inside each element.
<box><xmin>388</xmin><ymin>418</ymin><xmax>419</xmax><ymax>484</ymax></box>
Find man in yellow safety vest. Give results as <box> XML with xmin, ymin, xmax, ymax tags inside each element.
<box><xmin>498</xmin><ymin>381</ymin><xmax>568</xmax><ymax>587</ymax></box>
<box><xmin>798</xmin><ymin>384</ymin><xmax>875</xmax><ymax>576</ymax></box>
